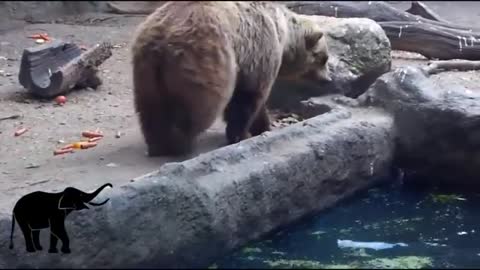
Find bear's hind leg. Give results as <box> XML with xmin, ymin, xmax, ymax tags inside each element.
<box><xmin>133</xmin><ymin>56</ymin><xmax>197</xmax><ymax>157</ymax></box>
<box><xmin>138</xmin><ymin>102</ymin><xmax>195</xmax><ymax>157</ymax></box>
<box><xmin>224</xmin><ymin>87</ymin><xmax>267</xmax><ymax>145</ymax></box>
<box><xmin>249</xmin><ymin>104</ymin><xmax>271</xmax><ymax>137</ymax></box>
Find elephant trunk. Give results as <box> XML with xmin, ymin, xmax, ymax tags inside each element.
<box><xmin>83</xmin><ymin>183</ymin><xmax>113</xmax><ymax>203</ymax></box>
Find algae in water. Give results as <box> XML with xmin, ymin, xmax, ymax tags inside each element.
<box><xmin>263</xmin><ymin>256</ymin><xmax>432</xmax><ymax>269</ymax></box>
<box><xmin>242</xmin><ymin>247</ymin><xmax>262</xmax><ymax>254</ymax></box>
<box><xmin>431</xmin><ymin>194</ymin><xmax>466</xmax><ymax>204</ymax></box>
<box><xmin>264</xmin><ymin>259</ymin><xmax>355</xmax><ymax>269</ymax></box>
<box><xmin>366</xmin><ymin>256</ymin><xmax>433</xmax><ymax>269</ymax></box>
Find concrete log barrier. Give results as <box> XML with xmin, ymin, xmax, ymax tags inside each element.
<box><xmin>0</xmin><ymin>106</ymin><xmax>395</xmax><ymax>268</ymax></box>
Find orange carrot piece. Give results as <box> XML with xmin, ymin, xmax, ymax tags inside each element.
<box><xmin>82</xmin><ymin>131</ymin><xmax>104</xmax><ymax>138</ymax></box>
<box><xmin>61</xmin><ymin>144</ymin><xmax>74</xmax><ymax>150</ymax></box>
<box><xmin>54</xmin><ymin>148</ymin><xmax>74</xmax><ymax>156</ymax></box>
<box><xmin>80</xmin><ymin>142</ymin><xmax>98</xmax><ymax>149</ymax></box>
<box><xmin>88</xmin><ymin>137</ymin><xmax>103</xmax><ymax>142</ymax></box>
<box><xmin>14</xmin><ymin>128</ymin><xmax>28</xmax><ymax>137</ymax></box>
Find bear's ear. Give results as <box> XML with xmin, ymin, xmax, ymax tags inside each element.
<box><xmin>305</xmin><ymin>30</ymin><xmax>324</xmax><ymax>50</ymax></box>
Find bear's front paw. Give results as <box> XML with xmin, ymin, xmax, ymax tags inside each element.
<box><xmin>226</xmin><ymin>130</ymin><xmax>251</xmax><ymax>145</ymax></box>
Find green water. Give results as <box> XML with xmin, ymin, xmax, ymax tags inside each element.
<box><xmin>213</xmin><ymin>184</ymin><xmax>480</xmax><ymax>269</ymax></box>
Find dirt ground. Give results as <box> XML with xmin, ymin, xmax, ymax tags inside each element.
<box><xmin>0</xmin><ymin>2</ymin><xmax>479</xmax><ymax>213</ymax></box>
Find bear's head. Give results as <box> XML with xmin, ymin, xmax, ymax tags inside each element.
<box><xmin>278</xmin><ymin>17</ymin><xmax>332</xmax><ymax>83</ymax></box>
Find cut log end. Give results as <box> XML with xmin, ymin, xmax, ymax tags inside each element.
<box><xmin>19</xmin><ymin>41</ymin><xmax>113</xmax><ymax>98</ymax></box>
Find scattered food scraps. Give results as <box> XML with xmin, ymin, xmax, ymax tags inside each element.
<box><xmin>55</xmin><ymin>95</ymin><xmax>67</xmax><ymax>105</ymax></box>
<box><xmin>270</xmin><ymin>111</ymin><xmax>303</xmax><ymax>128</ymax></box>
<box><xmin>80</xmin><ymin>142</ymin><xmax>98</xmax><ymax>149</ymax></box>
<box><xmin>88</xmin><ymin>136</ymin><xmax>102</xmax><ymax>143</ymax></box>
<box><xmin>14</xmin><ymin>127</ymin><xmax>28</xmax><ymax>137</ymax></box>
<box><xmin>35</xmin><ymin>39</ymin><xmax>45</xmax><ymax>44</ymax></box>
<box><xmin>115</xmin><ymin>131</ymin><xmax>122</xmax><ymax>138</ymax></box>
<box><xmin>82</xmin><ymin>130</ymin><xmax>104</xmax><ymax>138</ymax></box>
<box><xmin>72</xmin><ymin>142</ymin><xmax>83</xmax><ymax>149</ymax></box>
<box><xmin>54</xmin><ymin>130</ymin><xmax>104</xmax><ymax>155</ymax></box>
<box><xmin>28</xmin><ymin>33</ymin><xmax>51</xmax><ymax>42</ymax></box>
<box><xmin>54</xmin><ymin>148</ymin><xmax>74</xmax><ymax>156</ymax></box>
<box><xmin>61</xmin><ymin>144</ymin><xmax>74</xmax><ymax>150</ymax></box>
<box><xmin>71</xmin><ymin>141</ymin><xmax>98</xmax><ymax>150</ymax></box>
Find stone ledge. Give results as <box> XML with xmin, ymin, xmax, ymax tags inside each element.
<box><xmin>0</xmin><ymin>106</ymin><xmax>395</xmax><ymax>268</ymax></box>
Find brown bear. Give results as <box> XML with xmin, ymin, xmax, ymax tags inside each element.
<box><xmin>131</xmin><ymin>1</ymin><xmax>331</xmax><ymax>157</ymax></box>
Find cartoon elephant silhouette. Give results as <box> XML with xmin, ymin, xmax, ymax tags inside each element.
<box><xmin>9</xmin><ymin>183</ymin><xmax>113</xmax><ymax>254</ymax></box>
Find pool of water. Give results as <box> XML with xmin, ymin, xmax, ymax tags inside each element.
<box><xmin>213</xmin><ymin>183</ymin><xmax>480</xmax><ymax>269</ymax></box>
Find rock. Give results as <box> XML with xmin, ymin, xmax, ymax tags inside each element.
<box><xmin>25</xmin><ymin>163</ymin><xmax>40</xmax><ymax>169</ymax></box>
<box><xmin>300</xmin><ymin>94</ymin><xmax>361</xmax><ymax>119</ymax></box>
<box><xmin>268</xmin><ymin>16</ymin><xmax>391</xmax><ymax>111</ymax></box>
<box><xmin>0</xmin><ymin>102</ymin><xmax>395</xmax><ymax>268</ymax></box>
<box><xmin>357</xmin><ymin>66</ymin><xmax>480</xmax><ymax>190</ymax></box>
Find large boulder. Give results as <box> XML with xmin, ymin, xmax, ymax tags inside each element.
<box><xmin>357</xmin><ymin>66</ymin><xmax>480</xmax><ymax>190</ymax></box>
<box><xmin>268</xmin><ymin>16</ymin><xmax>392</xmax><ymax>111</ymax></box>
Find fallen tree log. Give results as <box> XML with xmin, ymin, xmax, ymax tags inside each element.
<box><xmin>380</xmin><ymin>21</ymin><xmax>480</xmax><ymax>60</ymax></box>
<box><xmin>405</xmin><ymin>1</ymin><xmax>448</xmax><ymax>23</ymax></box>
<box><xmin>422</xmin><ymin>60</ymin><xmax>480</xmax><ymax>75</ymax></box>
<box><xmin>286</xmin><ymin>1</ymin><xmax>480</xmax><ymax>60</ymax></box>
<box><xmin>18</xmin><ymin>40</ymin><xmax>113</xmax><ymax>98</ymax></box>
<box><xmin>285</xmin><ymin>1</ymin><xmax>473</xmax><ymax>31</ymax></box>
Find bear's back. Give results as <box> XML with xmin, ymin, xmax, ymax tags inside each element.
<box><xmin>132</xmin><ymin>1</ymin><xmax>287</xmax><ymax>59</ymax></box>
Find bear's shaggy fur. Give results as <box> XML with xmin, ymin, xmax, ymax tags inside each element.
<box><xmin>131</xmin><ymin>1</ymin><xmax>331</xmax><ymax>157</ymax></box>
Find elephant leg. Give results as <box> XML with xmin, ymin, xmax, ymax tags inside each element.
<box><xmin>48</xmin><ymin>232</ymin><xmax>59</xmax><ymax>253</ymax></box>
<box><xmin>18</xmin><ymin>223</ymin><xmax>35</xmax><ymax>252</ymax></box>
<box><xmin>32</xmin><ymin>230</ymin><xmax>43</xmax><ymax>251</ymax></box>
<box><xmin>51</xmin><ymin>220</ymin><xmax>70</xmax><ymax>254</ymax></box>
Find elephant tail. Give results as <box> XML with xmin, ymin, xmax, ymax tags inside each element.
<box><xmin>9</xmin><ymin>212</ymin><xmax>15</xmax><ymax>249</ymax></box>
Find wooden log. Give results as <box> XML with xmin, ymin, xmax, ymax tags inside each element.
<box><xmin>405</xmin><ymin>1</ymin><xmax>448</xmax><ymax>23</ymax></box>
<box><xmin>285</xmin><ymin>1</ymin><xmax>474</xmax><ymax>31</ymax></box>
<box><xmin>53</xmin><ymin>42</ymin><xmax>112</xmax><ymax>94</ymax></box>
<box><xmin>18</xmin><ymin>41</ymin><xmax>113</xmax><ymax>98</ymax></box>
<box><xmin>380</xmin><ymin>21</ymin><xmax>480</xmax><ymax>60</ymax></box>
<box><xmin>422</xmin><ymin>60</ymin><xmax>480</xmax><ymax>75</ymax></box>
